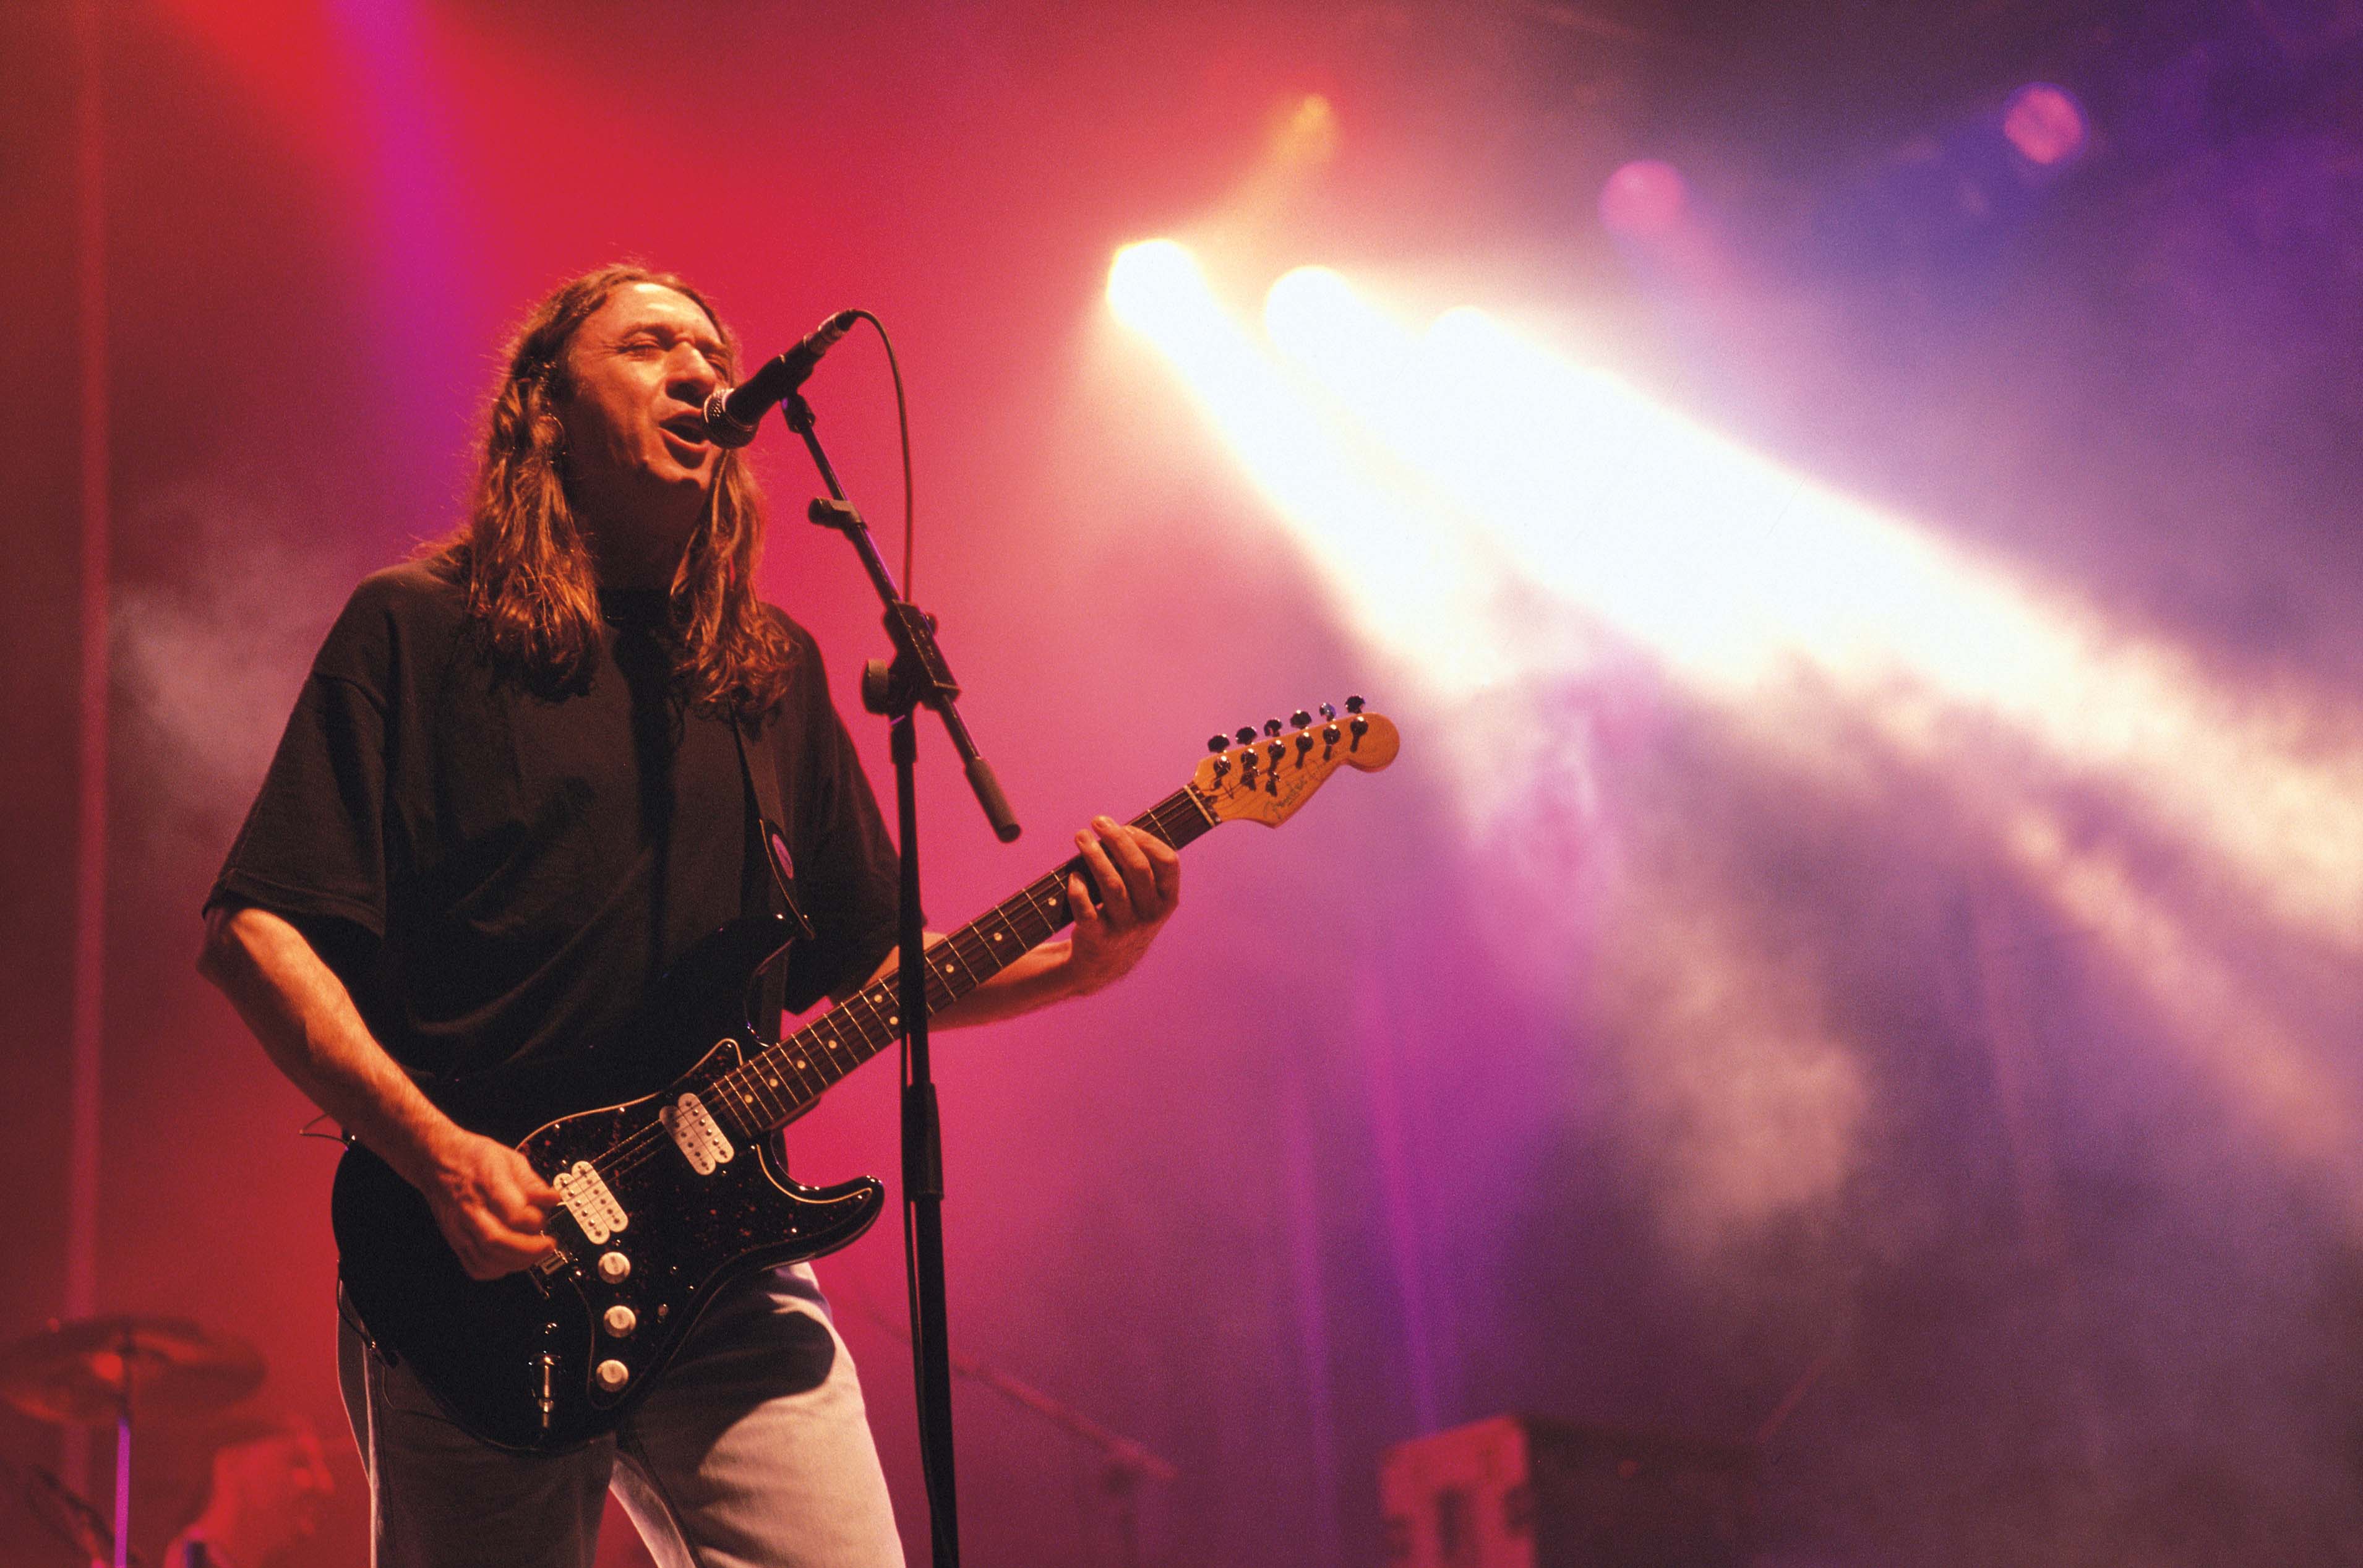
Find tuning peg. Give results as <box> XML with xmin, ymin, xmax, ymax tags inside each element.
<box><xmin>1235</xmin><ymin>726</ymin><xmax>1257</xmax><ymax>747</ymax></box>
<box><xmin>1263</xmin><ymin>718</ymin><xmax>1284</xmax><ymax>737</ymax></box>
<box><xmin>1210</xmin><ymin>755</ymin><xmax>1230</xmax><ymax>779</ymax></box>
<box><xmin>1319</xmin><ymin>702</ymin><xmax>1336</xmax><ymax>721</ymax></box>
<box><xmin>1291</xmin><ymin>709</ymin><xmax>1312</xmax><ymax>728</ymax></box>
<box><xmin>1207</xmin><ymin>735</ymin><xmax>1230</xmax><ymax>754</ymax></box>
<box><xmin>1344</xmin><ymin>695</ymin><xmax>1365</xmax><ymax>714</ymax></box>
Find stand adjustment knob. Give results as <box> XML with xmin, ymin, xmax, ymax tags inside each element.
<box><xmin>860</xmin><ymin>659</ymin><xmax>896</xmax><ymax>714</ymax></box>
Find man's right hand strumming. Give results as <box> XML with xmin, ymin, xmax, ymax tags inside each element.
<box><xmin>414</xmin><ymin>1125</ymin><xmax>562</xmax><ymax>1280</ymax></box>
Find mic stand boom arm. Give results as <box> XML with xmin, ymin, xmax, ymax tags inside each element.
<box><xmin>786</xmin><ymin>397</ymin><xmax>1018</xmax><ymax>843</ymax></box>
<box><xmin>781</xmin><ymin>387</ymin><xmax>1016</xmax><ymax>1568</ymax></box>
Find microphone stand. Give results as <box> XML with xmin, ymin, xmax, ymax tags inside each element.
<box><xmin>779</xmin><ymin>387</ymin><xmax>1019</xmax><ymax>1568</ymax></box>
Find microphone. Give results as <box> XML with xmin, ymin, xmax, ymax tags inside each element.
<box><xmin>701</xmin><ymin>309</ymin><xmax>861</xmax><ymax>447</ymax></box>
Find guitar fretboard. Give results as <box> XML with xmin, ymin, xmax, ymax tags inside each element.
<box><xmin>698</xmin><ymin>787</ymin><xmax>1219</xmax><ymax>1138</ymax></box>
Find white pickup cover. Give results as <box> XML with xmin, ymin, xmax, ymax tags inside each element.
<box><xmin>555</xmin><ymin>1161</ymin><xmax>628</xmax><ymax>1245</ymax></box>
<box><xmin>661</xmin><ymin>1092</ymin><xmax>736</xmax><ymax>1175</ymax></box>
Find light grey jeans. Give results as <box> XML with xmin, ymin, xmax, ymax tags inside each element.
<box><xmin>337</xmin><ymin>1264</ymin><xmax>906</xmax><ymax>1568</ymax></box>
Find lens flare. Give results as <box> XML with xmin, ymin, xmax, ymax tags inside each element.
<box><xmin>1105</xmin><ymin>239</ymin><xmax>1207</xmax><ymax>337</ymax></box>
<box><xmin>1121</xmin><ymin>247</ymin><xmax>2363</xmax><ymax>953</ymax></box>
<box><xmin>1271</xmin><ymin>276</ymin><xmax>2363</xmax><ymax>952</ymax></box>
<box><xmin>1107</xmin><ymin>244</ymin><xmax>1527</xmax><ymax>695</ymax></box>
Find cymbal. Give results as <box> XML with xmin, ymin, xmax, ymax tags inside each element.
<box><xmin>0</xmin><ymin>1316</ymin><xmax>264</xmax><ymax>1426</ymax></box>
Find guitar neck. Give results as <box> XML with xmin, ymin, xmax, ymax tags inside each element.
<box><xmin>706</xmin><ymin>787</ymin><xmax>1220</xmax><ymax>1138</ymax></box>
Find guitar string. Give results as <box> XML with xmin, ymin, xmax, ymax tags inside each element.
<box><xmin>571</xmin><ymin>789</ymin><xmax>1212</xmax><ymax>1188</ymax></box>
<box><xmin>582</xmin><ymin>869</ymin><xmax>1083</xmax><ymax>1187</ymax></box>
<box><xmin>588</xmin><ymin>834</ymin><xmax>1113</xmax><ymax>1178</ymax></box>
<box><xmin>692</xmin><ymin>788</ymin><xmax>1214</xmax><ymax>1131</ymax></box>
<box><xmin>559</xmin><ymin>792</ymin><xmax>1211</xmax><ymax>1200</ymax></box>
<box><xmin>576</xmin><ymin>813</ymin><xmax>1128</xmax><ymax>1178</ymax></box>
<box><xmin>664</xmin><ymin>790</ymin><xmax>1204</xmax><ymax>1137</ymax></box>
<box><xmin>575</xmin><ymin>894</ymin><xmax>1052</xmax><ymax>1188</ymax></box>
<box><xmin>581</xmin><ymin>801</ymin><xmax>1180</xmax><ymax>1186</ymax></box>
<box><xmin>576</xmin><ymin>788</ymin><xmax>1211</xmax><ymax>1185</ymax></box>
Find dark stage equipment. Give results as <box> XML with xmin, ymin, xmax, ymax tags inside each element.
<box><xmin>0</xmin><ymin>1315</ymin><xmax>265</xmax><ymax>1568</ymax></box>
<box><xmin>1381</xmin><ymin>1415</ymin><xmax>1756</xmax><ymax>1568</ymax></box>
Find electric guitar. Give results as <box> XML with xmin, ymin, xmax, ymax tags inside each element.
<box><xmin>330</xmin><ymin>703</ymin><xmax>1398</xmax><ymax>1451</ymax></box>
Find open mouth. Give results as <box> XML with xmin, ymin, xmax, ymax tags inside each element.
<box><xmin>661</xmin><ymin>415</ymin><xmax>712</xmax><ymax>447</ymax></box>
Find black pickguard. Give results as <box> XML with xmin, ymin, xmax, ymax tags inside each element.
<box><xmin>329</xmin><ymin>916</ymin><xmax>885</xmax><ymax>1453</ymax></box>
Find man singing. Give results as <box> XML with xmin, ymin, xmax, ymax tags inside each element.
<box><xmin>197</xmin><ymin>264</ymin><xmax>1180</xmax><ymax>1567</ymax></box>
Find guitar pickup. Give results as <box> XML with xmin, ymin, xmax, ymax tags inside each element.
<box><xmin>661</xmin><ymin>1092</ymin><xmax>736</xmax><ymax>1175</ymax></box>
<box><xmin>554</xmin><ymin>1162</ymin><xmax>628</xmax><ymax>1245</ymax></box>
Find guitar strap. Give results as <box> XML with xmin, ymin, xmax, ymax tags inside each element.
<box><xmin>733</xmin><ymin>716</ymin><xmax>815</xmax><ymax>1044</ymax></box>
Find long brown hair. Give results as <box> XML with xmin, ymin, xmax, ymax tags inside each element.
<box><xmin>427</xmin><ymin>263</ymin><xmax>794</xmax><ymax>718</ymax></box>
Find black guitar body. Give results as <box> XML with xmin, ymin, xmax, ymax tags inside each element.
<box><xmin>330</xmin><ymin>917</ymin><xmax>885</xmax><ymax>1453</ymax></box>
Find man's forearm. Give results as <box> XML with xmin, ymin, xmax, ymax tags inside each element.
<box><xmin>851</xmin><ymin>816</ymin><xmax>1177</xmax><ymax>1032</ymax></box>
<box><xmin>197</xmin><ymin>904</ymin><xmax>459</xmax><ymax>1188</ymax></box>
<box><xmin>850</xmin><ymin>935</ymin><xmax>1087</xmax><ymax>1032</ymax></box>
<box><xmin>935</xmin><ymin>938</ymin><xmax>1086</xmax><ymax>1028</ymax></box>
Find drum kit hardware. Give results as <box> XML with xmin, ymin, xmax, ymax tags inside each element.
<box><xmin>0</xmin><ymin>1316</ymin><xmax>264</xmax><ymax>1568</ymax></box>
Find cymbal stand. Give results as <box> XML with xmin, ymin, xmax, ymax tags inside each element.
<box><xmin>110</xmin><ymin>1322</ymin><xmax>132</xmax><ymax>1568</ymax></box>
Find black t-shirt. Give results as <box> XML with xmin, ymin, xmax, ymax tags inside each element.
<box><xmin>208</xmin><ymin>560</ymin><xmax>899</xmax><ymax>1095</ymax></box>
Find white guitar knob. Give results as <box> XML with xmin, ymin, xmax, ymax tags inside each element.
<box><xmin>603</xmin><ymin>1306</ymin><xmax>637</xmax><ymax>1337</ymax></box>
<box><xmin>595</xmin><ymin>1358</ymin><xmax>630</xmax><ymax>1392</ymax></box>
<box><xmin>598</xmin><ymin>1251</ymin><xmax>630</xmax><ymax>1282</ymax></box>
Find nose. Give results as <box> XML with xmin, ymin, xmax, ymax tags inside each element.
<box><xmin>666</xmin><ymin>344</ymin><xmax>723</xmax><ymax>401</ymax></box>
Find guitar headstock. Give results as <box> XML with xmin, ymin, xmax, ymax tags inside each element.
<box><xmin>1191</xmin><ymin>700</ymin><xmax>1399</xmax><ymax>828</ymax></box>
